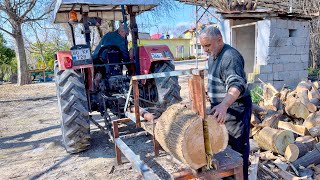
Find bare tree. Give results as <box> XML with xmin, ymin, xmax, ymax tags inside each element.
<box><xmin>0</xmin><ymin>0</ymin><xmax>54</xmax><ymax>85</ymax></box>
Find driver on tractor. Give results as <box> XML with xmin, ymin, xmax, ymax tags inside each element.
<box><xmin>92</xmin><ymin>23</ymin><xmax>130</xmax><ymax>62</ymax></box>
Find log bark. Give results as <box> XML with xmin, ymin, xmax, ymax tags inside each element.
<box><xmin>296</xmin><ymin>136</ymin><xmax>317</xmax><ymax>148</ymax></box>
<box><xmin>252</xmin><ymin>104</ymin><xmax>267</xmax><ymax>115</ymax></box>
<box><xmin>253</xmin><ymin>127</ymin><xmax>294</xmax><ymax>155</ymax></box>
<box><xmin>278</xmin><ymin>121</ymin><xmax>308</xmax><ymax>136</ymax></box>
<box><xmin>292</xmin><ymin>143</ymin><xmax>320</xmax><ymax>169</ymax></box>
<box><xmin>261</xmin><ymin>112</ymin><xmax>285</xmax><ymax>128</ymax></box>
<box><xmin>309</xmin><ymin>98</ymin><xmax>320</xmax><ymax>106</ymax></box>
<box><xmin>284</xmin><ymin>142</ymin><xmax>313</xmax><ymax>162</ymax></box>
<box><xmin>154</xmin><ymin>104</ymin><xmax>228</xmax><ymax>169</ymax></box>
<box><xmin>308</xmin><ymin>126</ymin><xmax>320</xmax><ymax>137</ymax></box>
<box><xmin>303</xmin><ymin>112</ymin><xmax>320</xmax><ymax>129</ymax></box>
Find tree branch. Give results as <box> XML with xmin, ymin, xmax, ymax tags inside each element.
<box><xmin>0</xmin><ymin>26</ymin><xmax>13</xmax><ymax>36</ymax></box>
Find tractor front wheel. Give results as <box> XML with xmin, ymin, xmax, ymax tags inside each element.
<box><xmin>54</xmin><ymin>61</ymin><xmax>91</xmax><ymax>153</ymax></box>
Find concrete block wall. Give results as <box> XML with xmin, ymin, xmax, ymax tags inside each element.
<box><xmin>257</xmin><ymin>18</ymin><xmax>310</xmax><ymax>89</ymax></box>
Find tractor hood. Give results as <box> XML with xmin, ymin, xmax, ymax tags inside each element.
<box><xmin>54</xmin><ymin>0</ymin><xmax>159</xmax><ymax>23</ymax></box>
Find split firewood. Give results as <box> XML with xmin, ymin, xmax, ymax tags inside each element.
<box><xmin>284</xmin><ymin>142</ymin><xmax>314</xmax><ymax>162</ymax></box>
<box><xmin>250</xmin><ymin>126</ymin><xmax>262</xmax><ymax>137</ymax></box>
<box><xmin>280</xmin><ymin>87</ymin><xmax>291</xmax><ymax>102</ymax></box>
<box><xmin>310</xmin><ymin>82</ymin><xmax>320</xmax><ymax>96</ymax></box>
<box><xmin>277</xmin><ymin>169</ymin><xmax>309</xmax><ymax>180</ymax></box>
<box><xmin>309</xmin><ymin>98</ymin><xmax>320</xmax><ymax>106</ymax></box>
<box><xmin>249</xmin><ymin>152</ymin><xmax>259</xmax><ymax>180</ymax></box>
<box><xmin>249</xmin><ymin>139</ymin><xmax>259</xmax><ymax>152</ymax></box>
<box><xmin>303</xmin><ymin>112</ymin><xmax>320</xmax><ymax>130</ymax></box>
<box><xmin>253</xmin><ymin>127</ymin><xmax>294</xmax><ymax>155</ymax></box>
<box><xmin>285</xmin><ymin>99</ymin><xmax>309</xmax><ymax>120</ymax></box>
<box><xmin>261</xmin><ymin>112</ymin><xmax>286</xmax><ymax>128</ymax></box>
<box><xmin>308</xmin><ymin>89</ymin><xmax>320</xmax><ymax>101</ymax></box>
<box><xmin>252</xmin><ymin>104</ymin><xmax>267</xmax><ymax>115</ymax></box>
<box><xmin>259</xmin><ymin>151</ymin><xmax>278</xmax><ymax>160</ymax></box>
<box><xmin>292</xmin><ymin>143</ymin><xmax>320</xmax><ymax>169</ymax></box>
<box><xmin>296</xmin><ymin>81</ymin><xmax>312</xmax><ymax>94</ymax></box>
<box><xmin>250</xmin><ymin>113</ymin><xmax>261</xmax><ymax>126</ymax></box>
<box><xmin>278</xmin><ymin>121</ymin><xmax>308</xmax><ymax>136</ymax></box>
<box><xmin>273</xmin><ymin>158</ymin><xmax>288</xmax><ymax>171</ymax></box>
<box><xmin>264</xmin><ymin>96</ymin><xmax>282</xmax><ymax>111</ymax></box>
<box><xmin>258</xmin><ymin>162</ymin><xmax>279</xmax><ymax>179</ymax></box>
<box><xmin>298</xmin><ymin>89</ymin><xmax>318</xmax><ymax>113</ymax></box>
<box><xmin>295</xmin><ymin>136</ymin><xmax>317</xmax><ymax>149</ymax></box>
<box><xmin>308</xmin><ymin>126</ymin><xmax>320</xmax><ymax>137</ymax></box>
<box><xmin>154</xmin><ymin>104</ymin><xmax>228</xmax><ymax>170</ymax></box>
<box><xmin>313</xmin><ymin>81</ymin><xmax>320</xmax><ymax>89</ymax></box>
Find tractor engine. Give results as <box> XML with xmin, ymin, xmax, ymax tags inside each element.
<box><xmin>90</xmin><ymin>46</ymin><xmax>131</xmax><ymax>119</ymax></box>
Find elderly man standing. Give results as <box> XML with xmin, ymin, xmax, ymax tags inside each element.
<box><xmin>199</xmin><ymin>26</ymin><xmax>252</xmax><ymax>179</ymax></box>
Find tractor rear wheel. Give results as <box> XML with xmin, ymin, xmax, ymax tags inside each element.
<box><xmin>54</xmin><ymin>61</ymin><xmax>91</xmax><ymax>153</ymax></box>
<box><xmin>151</xmin><ymin>61</ymin><xmax>182</xmax><ymax>116</ymax></box>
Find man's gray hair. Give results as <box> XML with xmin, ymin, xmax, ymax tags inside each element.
<box><xmin>199</xmin><ymin>25</ymin><xmax>222</xmax><ymax>39</ymax></box>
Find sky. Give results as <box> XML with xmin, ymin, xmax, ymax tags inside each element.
<box><xmin>2</xmin><ymin>0</ymin><xmax>218</xmax><ymax>48</ymax></box>
<box><xmin>136</xmin><ymin>1</ymin><xmax>218</xmax><ymax>36</ymax></box>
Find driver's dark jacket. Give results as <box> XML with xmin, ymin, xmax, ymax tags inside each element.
<box><xmin>92</xmin><ymin>30</ymin><xmax>129</xmax><ymax>61</ymax></box>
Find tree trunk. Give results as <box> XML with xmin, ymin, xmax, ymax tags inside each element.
<box><xmin>14</xmin><ymin>24</ymin><xmax>29</xmax><ymax>85</ymax></box>
<box><xmin>253</xmin><ymin>127</ymin><xmax>294</xmax><ymax>155</ymax></box>
<box><xmin>154</xmin><ymin>104</ymin><xmax>228</xmax><ymax>170</ymax></box>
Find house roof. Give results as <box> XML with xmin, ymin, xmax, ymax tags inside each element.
<box><xmin>176</xmin><ymin>0</ymin><xmax>319</xmax><ymax>18</ymax></box>
<box><xmin>54</xmin><ymin>0</ymin><xmax>159</xmax><ymax>23</ymax></box>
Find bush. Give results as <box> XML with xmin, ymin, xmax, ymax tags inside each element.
<box><xmin>250</xmin><ymin>85</ymin><xmax>263</xmax><ymax>104</ymax></box>
<box><xmin>189</xmin><ymin>55</ymin><xmax>196</xmax><ymax>59</ymax></box>
<box><xmin>174</xmin><ymin>57</ymin><xmax>184</xmax><ymax>61</ymax></box>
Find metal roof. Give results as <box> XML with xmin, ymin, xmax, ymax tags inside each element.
<box><xmin>175</xmin><ymin>0</ymin><xmax>214</xmax><ymax>6</ymax></box>
<box><xmin>54</xmin><ymin>0</ymin><xmax>159</xmax><ymax>23</ymax></box>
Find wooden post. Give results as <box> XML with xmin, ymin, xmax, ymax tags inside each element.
<box><xmin>112</xmin><ymin>121</ymin><xmax>122</xmax><ymax>165</ymax></box>
<box><xmin>188</xmin><ymin>78</ymin><xmax>197</xmax><ymax>112</ymax></box>
<box><xmin>132</xmin><ymin>80</ymin><xmax>140</xmax><ymax>128</ymax></box>
<box><xmin>192</xmin><ymin>70</ymin><xmax>206</xmax><ymax>119</ymax></box>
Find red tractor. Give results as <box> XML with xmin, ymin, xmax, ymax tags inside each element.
<box><xmin>53</xmin><ymin>0</ymin><xmax>181</xmax><ymax>153</ymax></box>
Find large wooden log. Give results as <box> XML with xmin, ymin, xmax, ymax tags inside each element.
<box><xmin>292</xmin><ymin>143</ymin><xmax>320</xmax><ymax>169</ymax></box>
<box><xmin>284</xmin><ymin>142</ymin><xmax>314</xmax><ymax>162</ymax></box>
<box><xmin>154</xmin><ymin>104</ymin><xmax>228</xmax><ymax>169</ymax></box>
<box><xmin>253</xmin><ymin>127</ymin><xmax>294</xmax><ymax>155</ymax></box>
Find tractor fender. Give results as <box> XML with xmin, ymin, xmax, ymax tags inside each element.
<box><xmin>55</xmin><ymin>51</ymin><xmax>95</xmax><ymax>91</ymax></box>
<box><xmin>138</xmin><ymin>45</ymin><xmax>174</xmax><ymax>84</ymax></box>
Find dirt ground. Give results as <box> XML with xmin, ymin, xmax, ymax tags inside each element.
<box><xmin>0</xmin><ymin>62</ymin><xmax>206</xmax><ymax>180</ymax></box>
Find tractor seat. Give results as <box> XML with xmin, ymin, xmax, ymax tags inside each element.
<box><xmin>94</xmin><ymin>45</ymin><xmax>123</xmax><ymax>64</ymax></box>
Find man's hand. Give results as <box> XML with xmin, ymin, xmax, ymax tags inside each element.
<box><xmin>208</xmin><ymin>103</ymin><xmax>228</xmax><ymax>124</ymax></box>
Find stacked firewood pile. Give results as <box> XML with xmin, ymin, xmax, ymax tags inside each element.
<box><xmin>249</xmin><ymin>80</ymin><xmax>320</xmax><ymax>179</ymax></box>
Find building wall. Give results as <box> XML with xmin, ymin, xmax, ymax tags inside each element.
<box><xmin>219</xmin><ymin>18</ymin><xmax>310</xmax><ymax>90</ymax></box>
<box><xmin>136</xmin><ymin>39</ymin><xmax>191</xmax><ymax>59</ymax></box>
<box><xmin>257</xmin><ymin>19</ymin><xmax>310</xmax><ymax>89</ymax></box>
